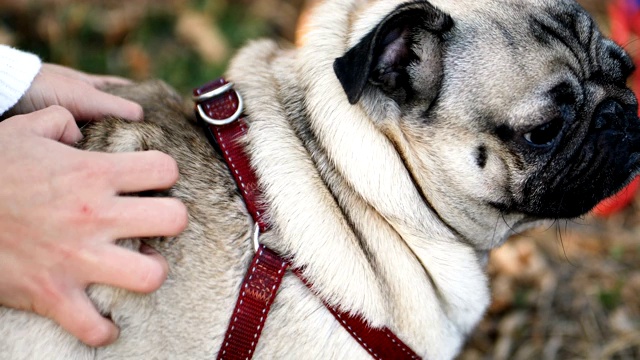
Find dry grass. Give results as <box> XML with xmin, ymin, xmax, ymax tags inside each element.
<box><xmin>461</xmin><ymin>206</ymin><xmax>640</xmax><ymax>359</ymax></box>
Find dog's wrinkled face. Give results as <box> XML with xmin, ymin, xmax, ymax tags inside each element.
<box><xmin>335</xmin><ymin>0</ymin><xmax>640</xmax><ymax>249</ymax></box>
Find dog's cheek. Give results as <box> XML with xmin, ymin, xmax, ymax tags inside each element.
<box><xmin>467</xmin><ymin>149</ymin><xmax>511</xmax><ymax>203</ymax></box>
<box><xmin>437</xmin><ymin>139</ymin><xmax>511</xmax><ymax>204</ymax></box>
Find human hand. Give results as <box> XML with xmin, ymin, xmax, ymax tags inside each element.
<box><xmin>0</xmin><ymin>106</ymin><xmax>188</xmax><ymax>347</ymax></box>
<box><xmin>7</xmin><ymin>63</ymin><xmax>143</xmax><ymax>121</ymax></box>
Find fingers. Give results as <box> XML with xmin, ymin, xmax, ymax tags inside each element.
<box><xmin>74</xmin><ymin>151</ymin><xmax>186</xmax><ymax>235</ymax></box>
<box><xmin>37</xmin><ymin>65</ymin><xmax>143</xmax><ymax>122</ymax></box>
<box><xmin>87</xmin><ymin>245</ymin><xmax>169</xmax><ymax>294</ymax></box>
<box><xmin>12</xmin><ymin>64</ymin><xmax>143</xmax><ymax>121</ymax></box>
<box><xmin>106</xmin><ymin>197</ymin><xmax>189</xmax><ymax>239</ymax></box>
<box><xmin>43</xmin><ymin>63</ymin><xmax>133</xmax><ymax>87</ymax></box>
<box><xmin>67</xmin><ymin>85</ymin><xmax>144</xmax><ymax>122</ymax></box>
<box><xmin>31</xmin><ymin>106</ymin><xmax>83</xmax><ymax>144</ymax></box>
<box><xmin>102</xmin><ymin>151</ymin><xmax>181</xmax><ymax>193</ymax></box>
<box><xmin>48</xmin><ymin>289</ymin><xmax>119</xmax><ymax>347</ymax></box>
<box><xmin>9</xmin><ymin>106</ymin><xmax>83</xmax><ymax>145</ymax></box>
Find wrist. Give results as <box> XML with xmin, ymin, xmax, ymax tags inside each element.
<box><xmin>0</xmin><ymin>45</ymin><xmax>42</xmax><ymax>116</ymax></box>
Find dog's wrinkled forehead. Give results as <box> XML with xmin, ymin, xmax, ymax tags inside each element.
<box><xmin>429</xmin><ymin>0</ymin><xmax>634</xmax><ymax>124</ymax></box>
<box><xmin>455</xmin><ymin>0</ymin><xmax>633</xmax><ymax>78</ymax></box>
<box><xmin>347</xmin><ymin>0</ymin><xmax>632</xmax><ymax>86</ymax></box>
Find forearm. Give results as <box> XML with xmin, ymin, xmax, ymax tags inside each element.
<box><xmin>0</xmin><ymin>45</ymin><xmax>41</xmax><ymax>115</ymax></box>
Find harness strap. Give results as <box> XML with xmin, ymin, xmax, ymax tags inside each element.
<box><xmin>194</xmin><ymin>78</ymin><xmax>421</xmax><ymax>360</ymax></box>
<box><xmin>217</xmin><ymin>245</ymin><xmax>289</xmax><ymax>360</ymax></box>
<box><xmin>193</xmin><ymin>78</ymin><xmax>269</xmax><ymax>232</ymax></box>
<box><xmin>295</xmin><ymin>271</ymin><xmax>420</xmax><ymax>360</ymax></box>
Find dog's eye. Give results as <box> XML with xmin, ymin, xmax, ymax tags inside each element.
<box><xmin>523</xmin><ymin>118</ymin><xmax>564</xmax><ymax>146</ymax></box>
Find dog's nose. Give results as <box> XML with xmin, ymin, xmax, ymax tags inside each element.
<box><xmin>594</xmin><ymin>98</ymin><xmax>627</xmax><ymax>130</ymax></box>
<box><xmin>592</xmin><ymin>98</ymin><xmax>640</xmax><ymax>153</ymax></box>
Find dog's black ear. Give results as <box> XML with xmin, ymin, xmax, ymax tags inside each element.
<box><xmin>334</xmin><ymin>2</ymin><xmax>453</xmax><ymax>104</ymax></box>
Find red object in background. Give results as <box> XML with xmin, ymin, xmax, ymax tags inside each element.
<box><xmin>593</xmin><ymin>177</ymin><xmax>640</xmax><ymax>216</ymax></box>
<box><xmin>593</xmin><ymin>0</ymin><xmax>640</xmax><ymax>217</ymax></box>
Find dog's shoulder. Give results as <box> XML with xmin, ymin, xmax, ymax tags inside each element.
<box><xmin>79</xmin><ymin>80</ymin><xmax>242</xmax><ymax>215</ymax></box>
<box><xmin>80</xmin><ymin>80</ymin><xmax>195</xmax><ymax>153</ymax></box>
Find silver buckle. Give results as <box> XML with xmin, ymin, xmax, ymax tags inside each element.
<box><xmin>194</xmin><ymin>82</ymin><xmax>244</xmax><ymax>126</ymax></box>
<box><xmin>252</xmin><ymin>222</ymin><xmax>261</xmax><ymax>253</ymax></box>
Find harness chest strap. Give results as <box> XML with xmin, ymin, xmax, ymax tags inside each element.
<box><xmin>193</xmin><ymin>78</ymin><xmax>421</xmax><ymax>360</ymax></box>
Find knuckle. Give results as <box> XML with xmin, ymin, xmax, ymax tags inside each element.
<box><xmin>30</xmin><ymin>274</ymin><xmax>64</xmax><ymax>318</ymax></box>
<box><xmin>45</xmin><ymin>105</ymin><xmax>74</xmax><ymax>122</ymax></box>
<box><xmin>46</xmin><ymin>104</ymin><xmax>71</xmax><ymax>116</ymax></box>
<box><xmin>70</xmin><ymin>203</ymin><xmax>98</xmax><ymax>223</ymax></box>
<box><xmin>82</xmin><ymin>158</ymin><xmax>114</xmax><ymax>185</ymax></box>
<box><xmin>97</xmin><ymin>157</ymin><xmax>117</xmax><ymax>177</ymax></box>
<box><xmin>64</xmin><ymin>198</ymin><xmax>109</xmax><ymax>227</ymax></box>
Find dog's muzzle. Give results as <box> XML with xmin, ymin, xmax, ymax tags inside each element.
<box><xmin>593</xmin><ymin>98</ymin><xmax>640</xmax><ymax>169</ymax></box>
<box><xmin>515</xmin><ymin>97</ymin><xmax>640</xmax><ymax>219</ymax></box>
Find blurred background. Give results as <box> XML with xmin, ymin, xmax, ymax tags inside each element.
<box><xmin>0</xmin><ymin>0</ymin><xmax>309</xmax><ymax>93</ymax></box>
<box><xmin>1</xmin><ymin>0</ymin><xmax>638</xmax><ymax>358</ymax></box>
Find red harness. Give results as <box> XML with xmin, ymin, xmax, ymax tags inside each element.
<box><xmin>194</xmin><ymin>78</ymin><xmax>421</xmax><ymax>360</ymax></box>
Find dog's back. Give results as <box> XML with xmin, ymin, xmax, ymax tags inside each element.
<box><xmin>0</xmin><ymin>81</ymin><xmax>257</xmax><ymax>359</ymax></box>
<box><xmin>0</xmin><ymin>78</ymin><xmax>377</xmax><ymax>359</ymax></box>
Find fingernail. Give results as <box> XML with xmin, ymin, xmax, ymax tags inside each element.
<box><xmin>127</xmin><ymin>103</ymin><xmax>144</xmax><ymax>121</ymax></box>
<box><xmin>134</xmin><ymin>104</ymin><xmax>144</xmax><ymax>121</ymax></box>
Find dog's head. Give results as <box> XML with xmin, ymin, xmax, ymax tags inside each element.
<box><xmin>334</xmin><ymin>0</ymin><xmax>640</xmax><ymax>248</ymax></box>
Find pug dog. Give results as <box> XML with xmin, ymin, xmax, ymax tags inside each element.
<box><xmin>1</xmin><ymin>0</ymin><xmax>638</xmax><ymax>359</ymax></box>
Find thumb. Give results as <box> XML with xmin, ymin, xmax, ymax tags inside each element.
<box><xmin>21</xmin><ymin>106</ymin><xmax>84</xmax><ymax>145</ymax></box>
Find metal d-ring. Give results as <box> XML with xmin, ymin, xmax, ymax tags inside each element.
<box><xmin>192</xmin><ymin>82</ymin><xmax>235</xmax><ymax>102</ymax></box>
<box><xmin>252</xmin><ymin>222</ymin><xmax>261</xmax><ymax>253</ymax></box>
<box><xmin>194</xmin><ymin>82</ymin><xmax>244</xmax><ymax>126</ymax></box>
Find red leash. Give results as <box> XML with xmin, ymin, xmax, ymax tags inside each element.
<box><xmin>194</xmin><ymin>78</ymin><xmax>421</xmax><ymax>360</ymax></box>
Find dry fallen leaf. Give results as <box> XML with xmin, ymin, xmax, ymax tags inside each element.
<box><xmin>175</xmin><ymin>10</ymin><xmax>228</xmax><ymax>65</ymax></box>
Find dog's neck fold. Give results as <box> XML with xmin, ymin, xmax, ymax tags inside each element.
<box><xmin>225</xmin><ymin>1</ymin><xmax>490</xmax><ymax>358</ymax></box>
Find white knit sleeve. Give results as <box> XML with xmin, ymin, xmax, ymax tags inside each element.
<box><xmin>0</xmin><ymin>45</ymin><xmax>42</xmax><ymax>115</ymax></box>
